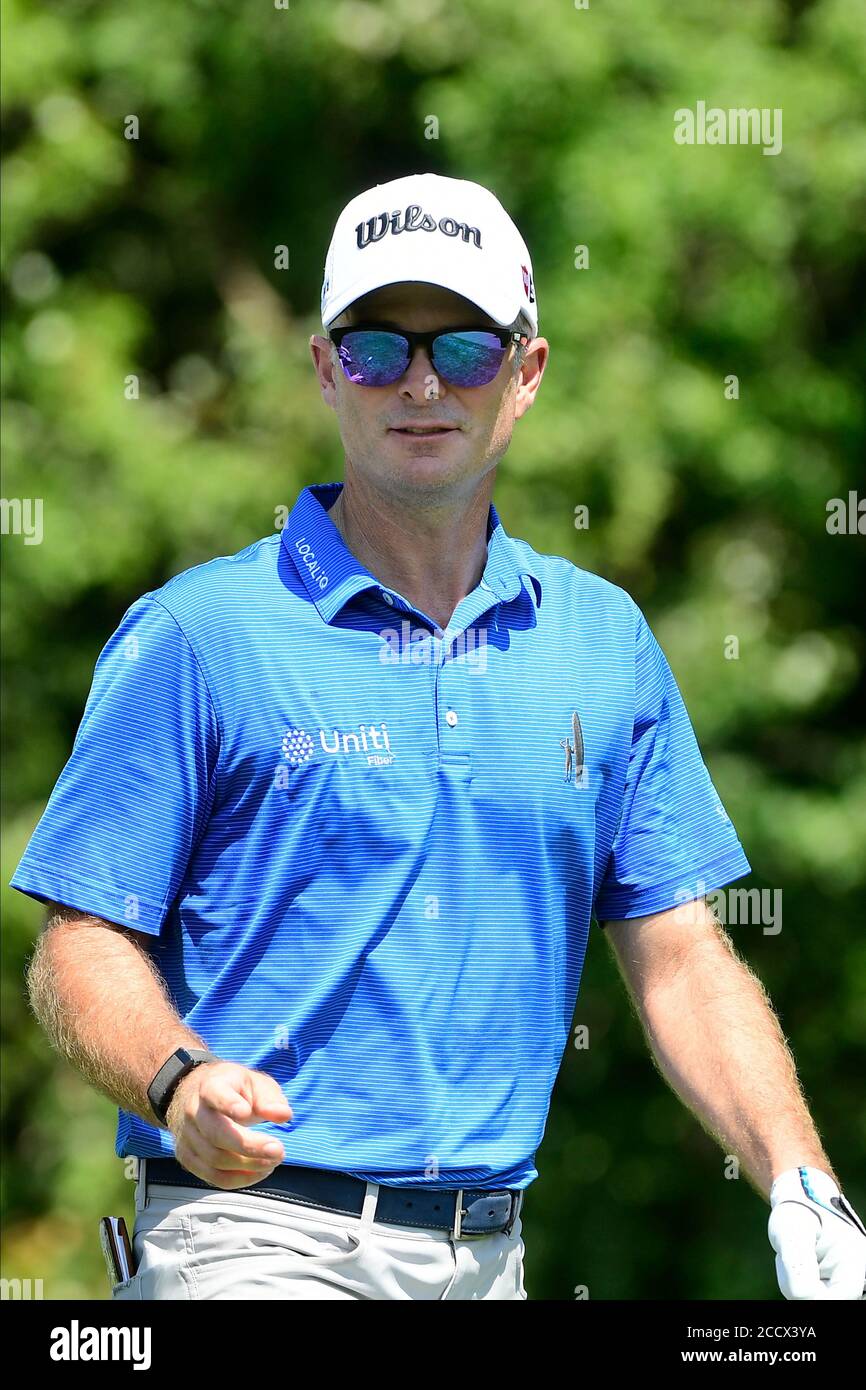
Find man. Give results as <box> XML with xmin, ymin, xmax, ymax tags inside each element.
<box><xmin>13</xmin><ymin>173</ymin><xmax>865</xmax><ymax>1301</ymax></box>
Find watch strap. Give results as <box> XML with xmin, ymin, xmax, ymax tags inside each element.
<box><xmin>147</xmin><ymin>1047</ymin><xmax>220</xmax><ymax>1126</ymax></box>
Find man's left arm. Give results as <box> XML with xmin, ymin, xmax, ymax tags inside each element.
<box><xmin>603</xmin><ymin>898</ymin><xmax>866</xmax><ymax>1299</ymax></box>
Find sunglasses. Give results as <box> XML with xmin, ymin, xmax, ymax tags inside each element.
<box><xmin>328</xmin><ymin>322</ymin><xmax>528</xmax><ymax>389</ymax></box>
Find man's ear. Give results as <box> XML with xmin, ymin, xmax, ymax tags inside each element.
<box><xmin>310</xmin><ymin>332</ymin><xmax>340</xmax><ymax>409</ymax></box>
<box><xmin>514</xmin><ymin>338</ymin><xmax>549</xmax><ymax>421</ymax></box>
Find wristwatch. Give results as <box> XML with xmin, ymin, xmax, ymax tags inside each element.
<box><xmin>147</xmin><ymin>1047</ymin><xmax>220</xmax><ymax>1126</ymax></box>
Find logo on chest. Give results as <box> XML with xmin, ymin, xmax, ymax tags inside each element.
<box><xmin>280</xmin><ymin>723</ymin><xmax>395</xmax><ymax>769</ymax></box>
<box><xmin>559</xmin><ymin>710</ymin><xmax>587</xmax><ymax>787</ymax></box>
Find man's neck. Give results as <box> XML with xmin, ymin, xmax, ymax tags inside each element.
<box><xmin>328</xmin><ymin>480</ymin><xmax>492</xmax><ymax>633</ymax></box>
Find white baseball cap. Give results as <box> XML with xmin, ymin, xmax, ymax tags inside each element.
<box><xmin>320</xmin><ymin>172</ymin><xmax>538</xmax><ymax>337</ymax></box>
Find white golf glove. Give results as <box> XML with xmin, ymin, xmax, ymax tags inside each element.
<box><xmin>768</xmin><ymin>1166</ymin><xmax>866</xmax><ymax>1299</ymax></box>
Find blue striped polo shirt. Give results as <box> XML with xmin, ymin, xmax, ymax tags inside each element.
<box><xmin>10</xmin><ymin>480</ymin><xmax>751</xmax><ymax>1190</ymax></box>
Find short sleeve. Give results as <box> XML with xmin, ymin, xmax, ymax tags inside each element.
<box><xmin>9</xmin><ymin>594</ymin><xmax>220</xmax><ymax>934</ymax></box>
<box><xmin>593</xmin><ymin>605</ymin><xmax>750</xmax><ymax>923</ymax></box>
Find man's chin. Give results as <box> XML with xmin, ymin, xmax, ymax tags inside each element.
<box><xmin>371</xmin><ymin>448</ymin><xmax>483</xmax><ymax>498</ymax></box>
<box><xmin>383</xmin><ymin>435</ymin><xmax>468</xmax><ymax>473</ymax></box>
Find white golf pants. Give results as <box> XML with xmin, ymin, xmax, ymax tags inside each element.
<box><xmin>111</xmin><ymin>1159</ymin><xmax>528</xmax><ymax>1301</ymax></box>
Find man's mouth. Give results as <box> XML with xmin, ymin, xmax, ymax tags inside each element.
<box><xmin>389</xmin><ymin>424</ymin><xmax>458</xmax><ymax>437</ymax></box>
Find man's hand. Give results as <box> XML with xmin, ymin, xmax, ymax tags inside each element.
<box><xmin>768</xmin><ymin>1166</ymin><xmax>866</xmax><ymax>1299</ymax></box>
<box><xmin>166</xmin><ymin>1061</ymin><xmax>292</xmax><ymax>1190</ymax></box>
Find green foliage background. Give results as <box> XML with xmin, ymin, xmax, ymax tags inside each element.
<box><xmin>2</xmin><ymin>0</ymin><xmax>864</xmax><ymax>1299</ymax></box>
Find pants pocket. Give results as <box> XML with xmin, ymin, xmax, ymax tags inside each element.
<box><xmin>110</xmin><ymin>1272</ymin><xmax>143</xmax><ymax>1301</ymax></box>
<box><xmin>129</xmin><ymin>1207</ymin><xmax>194</xmax><ymax>1300</ymax></box>
<box><xmin>188</xmin><ymin>1207</ymin><xmax>367</xmax><ymax>1267</ymax></box>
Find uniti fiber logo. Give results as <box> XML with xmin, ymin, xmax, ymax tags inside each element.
<box><xmin>281</xmin><ymin>723</ymin><xmax>395</xmax><ymax>768</ymax></box>
<box><xmin>355</xmin><ymin>203</ymin><xmax>483</xmax><ymax>250</ymax></box>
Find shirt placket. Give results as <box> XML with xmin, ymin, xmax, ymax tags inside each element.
<box><xmin>431</xmin><ymin>583</ymin><xmax>504</xmax><ymax>780</ymax></box>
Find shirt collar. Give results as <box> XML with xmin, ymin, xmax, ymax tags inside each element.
<box><xmin>282</xmin><ymin>482</ymin><xmax>542</xmax><ymax>624</ymax></box>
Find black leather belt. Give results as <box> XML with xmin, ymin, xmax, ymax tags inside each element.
<box><xmin>144</xmin><ymin>1157</ymin><xmax>522</xmax><ymax>1238</ymax></box>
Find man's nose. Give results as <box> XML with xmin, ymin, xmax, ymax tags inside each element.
<box><xmin>397</xmin><ymin>345</ymin><xmax>445</xmax><ymax>401</ymax></box>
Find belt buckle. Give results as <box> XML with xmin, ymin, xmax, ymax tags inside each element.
<box><xmin>451</xmin><ymin>1188</ymin><xmax>466</xmax><ymax>1240</ymax></box>
<box><xmin>452</xmin><ymin>1188</ymin><xmax>518</xmax><ymax>1241</ymax></box>
<box><xmin>452</xmin><ymin>1189</ymin><xmax>487</xmax><ymax>1240</ymax></box>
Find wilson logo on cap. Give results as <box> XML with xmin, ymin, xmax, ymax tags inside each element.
<box><xmin>356</xmin><ymin>203</ymin><xmax>483</xmax><ymax>251</ymax></box>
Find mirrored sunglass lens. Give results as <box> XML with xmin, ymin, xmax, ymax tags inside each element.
<box><xmin>433</xmin><ymin>332</ymin><xmax>506</xmax><ymax>386</ymax></box>
<box><xmin>337</xmin><ymin>331</ymin><xmax>408</xmax><ymax>385</ymax></box>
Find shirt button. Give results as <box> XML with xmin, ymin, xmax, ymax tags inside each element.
<box><xmin>445</xmin><ymin>710</ymin><xmax>459</xmax><ymax>727</ymax></box>
<box><xmin>381</xmin><ymin>591</ymin><xmax>395</xmax><ymax>605</ymax></box>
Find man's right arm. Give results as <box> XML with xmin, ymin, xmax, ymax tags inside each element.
<box><xmin>25</xmin><ymin>901</ymin><xmax>292</xmax><ymax>1187</ymax></box>
<box><xmin>26</xmin><ymin>900</ymin><xmax>204</xmax><ymax>1125</ymax></box>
